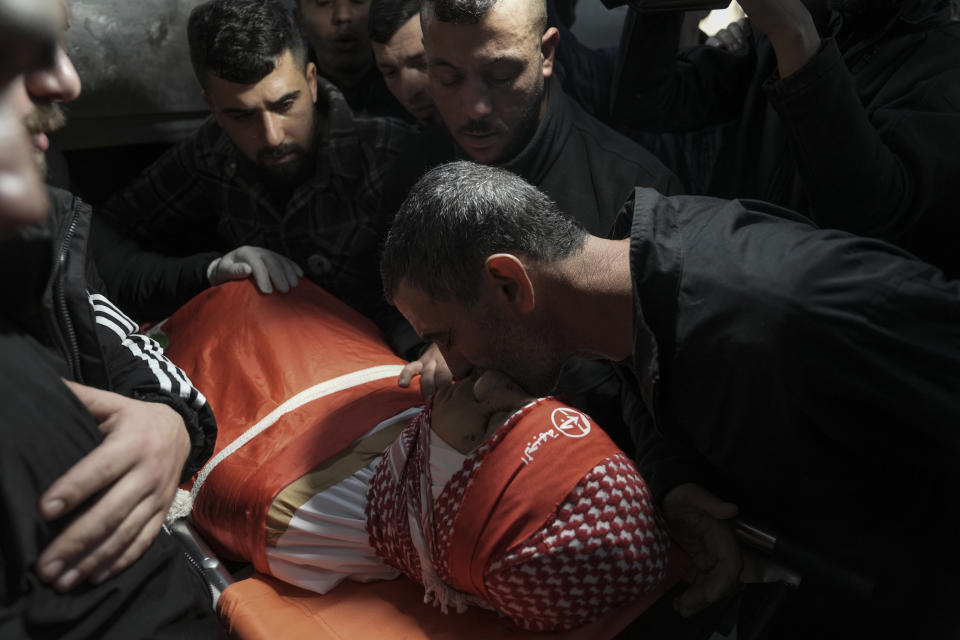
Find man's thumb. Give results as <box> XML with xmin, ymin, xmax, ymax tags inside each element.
<box><xmin>698</xmin><ymin>490</ymin><xmax>739</xmax><ymax>520</ymax></box>
<box><xmin>669</xmin><ymin>483</ymin><xmax>739</xmax><ymax>520</ymax></box>
<box><xmin>221</xmin><ymin>262</ymin><xmax>253</xmax><ymax>281</ymax></box>
<box><xmin>62</xmin><ymin>379</ymin><xmax>124</xmax><ymax>421</ymax></box>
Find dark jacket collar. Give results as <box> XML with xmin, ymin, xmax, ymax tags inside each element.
<box><xmin>499</xmin><ymin>78</ymin><xmax>571</xmax><ymax>185</ymax></box>
<box><xmin>627</xmin><ymin>188</ymin><xmax>684</xmax><ymax>421</ymax></box>
<box><xmin>0</xmin><ymin>186</ymin><xmax>74</xmax><ymax>336</ymax></box>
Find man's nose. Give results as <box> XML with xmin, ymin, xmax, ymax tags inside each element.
<box><xmin>24</xmin><ymin>45</ymin><xmax>81</xmax><ymax>104</ymax></box>
<box><xmin>331</xmin><ymin>0</ymin><xmax>351</xmax><ymax>24</ymax></box>
<box><xmin>261</xmin><ymin>112</ymin><xmax>284</xmax><ymax>147</ymax></box>
<box><xmin>400</xmin><ymin>70</ymin><xmax>425</xmax><ymax>102</ymax></box>
<box><xmin>461</xmin><ymin>78</ymin><xmax>492</xmax><ymax>120</ymax></box>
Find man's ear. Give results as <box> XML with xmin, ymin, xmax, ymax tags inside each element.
<box><xmin>541</xmin><ymin>26</ymin><xmax>559</xmax><ymax>79</ymax></box>
<box><xmin>201</xmin><ymin>90</ymin><xmax>212</xmax><ymax>109</ymax></box>
<box><xmin>483</xmin><ymin>254</ymin><xmax>535</xmax><ymax>314</ymax></box>
<box><xmin>306</xmin><ymin>61</ymin><xmax>318</xmax><ymax>103</ymax></box>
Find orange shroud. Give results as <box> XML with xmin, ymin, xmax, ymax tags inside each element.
<box><xmin>162</xmin><ymin>280</ymin><xmax>422</xmax><ymax>571</ymax></box>
<box><xmin>162</xmin><ymin>280</ymin><xmax>689</xmax><ymax>637</ymax></box>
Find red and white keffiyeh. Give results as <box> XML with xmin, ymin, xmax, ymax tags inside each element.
<box><xmin>366</xmin><ymin>397</ymin><xmax>671</xmax><ymax>632</ymax></box>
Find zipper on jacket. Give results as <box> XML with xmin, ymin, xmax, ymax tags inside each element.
<box><xmin>54</xmin><ymin>198</ymin><xmax>84</xmax><ymax>383</ymax></box>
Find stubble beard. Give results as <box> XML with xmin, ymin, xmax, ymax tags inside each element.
<box><xmin>478</xmin><ymin>305</ymin><xmax>565</xmax><ymax>397</ymax></box>
<box><xmin>491</xmin><ymin>71</ymin><xmax>545</xmax><ymax>166</ymax></box>
<box><xmin>256</xmin><ymin>114</ymin><xmax>320</xmax><ymax>187</ymax></box>
<box><xmin>24</xmin><ymin>102</ymin><xmax>67</xmax><ymax>176</ymax></box>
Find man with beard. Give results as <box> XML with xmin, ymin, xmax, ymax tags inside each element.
<box><xmin>296</xmin><ymin>0</ymin><xmax>411</xmax><ymax>120</ymax></box>
<box><xmin>0</xmin><ymin>0</ymin><xmax>58</xmax><ymax>231</ymax></box>
<box><xmin>379</xmin><ymin>0</ymin><xmax>681</xmax><ymax>435</ymax></box>
<box><xmin>93</xmin><ymin>0</ymin><xmax>416</xmax><ymax>347</ymax></box>
<box><xmin>1</xmin><ymin>1</ymin><xmax>222</xmax><ymax>636</ymax></box>
<box><xmin>381</xmin><ymin>161</ymin><xmax>960</xmax><ymax>639</ymax></box>
<box><xmin>614</xmin><ymin>0</ymin><xmax>960</xmax><ymax>279</ymax></box>
<box><xmin>381</xmin><ymin>0</ymin><xmax>680</xmax><ymax>219</ymax></box>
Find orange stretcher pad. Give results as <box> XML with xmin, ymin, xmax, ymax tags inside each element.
<box><xmin>161</xmin><ymin>280</ymin><xmax>685</xmax><ymax>638</ymax></box>
<box><xmin>218</xmin><ymin>564</ymin><xmax>687</xmax><ymax>640</ymax></box>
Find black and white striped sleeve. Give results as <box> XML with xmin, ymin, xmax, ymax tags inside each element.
<box><xmin>88</xmin><ymin>291</ymin><xmax>217</xmax><ymax>476</ymax></box>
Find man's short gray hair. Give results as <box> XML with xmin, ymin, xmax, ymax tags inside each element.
<box><xmin>380</xmin><ymin>161</ymin><xmax>587</xmax><ymax>304</ymax></box>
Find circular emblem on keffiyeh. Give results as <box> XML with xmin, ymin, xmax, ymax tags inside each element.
<box><xmin>550</xmin><ymin>407</ymin><xmax>591</xmax><ymax>438</ymax></box>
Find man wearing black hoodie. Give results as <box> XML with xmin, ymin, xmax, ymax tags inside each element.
<box><xmin>614</xmin><ymin>0</ymin><xmax>960</xmax><ymax>279</ymax></box>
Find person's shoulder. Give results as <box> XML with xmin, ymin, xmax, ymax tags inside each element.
<box><xmin>375</xmin><ymin>125</ymin><xmax>456</xmax><ymax>214</ymax></box>
<box><xmin>564</xmin><ymin>94</ymin><xmax>675</xmax><ymax>183</ymax></box>
<box><xmin>350</xmin><ymin>113</ymin><xmax>420</xmax><ymax>153</ymax></box>
<box><xmin>319</xmin><ymin>82</ymin><xmax>418</xmax><ymax>161</ymax></box>
<box><xmin>881</xmin><ymin>20</ymin><xmax>960</xmax><ymax>103</ymax></box>
<box><xmin>381</xmin><ymin>124</ymin><xmax>455</xmax><ymax>178</ymax></box>
<box><xmin>167</xmin><ymin>117</ymin><xmax>234</xmax><ymax>171</ymax></box>
<box><xmin>673</xmin><ymin>195</ymin><xmax>947</xmax><ymax>319</ymax></box>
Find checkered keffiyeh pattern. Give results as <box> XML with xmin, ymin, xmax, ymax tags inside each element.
<box><xmin>366</xmin><ymin>401</ymin><xmax>671</xmax><ymax>631</ymax></box>
<box><xmin>100</xmin><ymin>77</ymin><xmax>416</xmax><ymax>310</ymax></box>
<box><xmin>365</xmin><ymin>411</ymin><xmax>424</xmax><ymax>593</ymax></box>
<box><xmin>480</xmin><ymin>454</ymin><xmax>670</xmax><ymax>630</ymax></box>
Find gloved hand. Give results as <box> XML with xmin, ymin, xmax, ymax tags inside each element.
<box><xmin>207</xmin><ymin>245</ymin><xmax>303</xmax><ymax>294</ymax></box>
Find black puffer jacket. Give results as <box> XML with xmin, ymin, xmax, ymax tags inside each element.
<box><xmin>0</xmin><ymin>186</ymin><xmax>216</xmax><ymax>476</ymax></box>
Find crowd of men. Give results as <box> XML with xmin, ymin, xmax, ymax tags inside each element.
<box><xmin>2</xmin><ymin>0</ymin><xmax>959</xmax><ymax>637</ymax></box>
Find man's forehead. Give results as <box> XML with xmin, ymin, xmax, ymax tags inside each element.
<box><xmin>0</xmin><ymin>0</ymin><xmax>59</xmax><ymax>84</ymax></box>
<box><xmin>376</xmin><ymin>17</ymin><xmax>424</xmax><ymax>63</ymax></box>
<box><xmin>423</xmin><ymin>0</ymin><xmax>542</xmax><ymax>40</ymax></box>
<box><xmin>424</xmin><ymin>26</ymin><xmax>532</xmax><ymax>72</ymax></box>
<box><xmin>206</xmin><ymin>51</ymin><xmax>304</xmax><ymax>107</ymax></box>
<box><xmin>389</xmin><ymin>15</ymin><xmax>424</xmax><ymax>55</ymax></box>
<box><xmin>0</xmin><ymin>0</ymin><xmax>59</xmax><ymax>29</ymax></box>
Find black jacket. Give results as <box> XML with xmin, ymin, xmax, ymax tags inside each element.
<box><xmin>0</xmin><ymin>187</ymin><xmax>217</xmax><ymax>477</ymax></box>
<box><xmin>626</xmin><ymin>188</ymin><xmax>960</xmax><ymax>629</ymax></box>
<box><xmin>615</xmin><ymin>0</ymin><xmax>960</xmax><ymax>278</ymax></box>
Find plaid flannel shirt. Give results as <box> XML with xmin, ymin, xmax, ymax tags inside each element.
<box><xmin>100</xmin><ymin>78</ymin><xmax>416</xmax><ymax>312</ymax></box>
